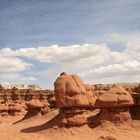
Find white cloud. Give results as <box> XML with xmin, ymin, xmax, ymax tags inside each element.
<box><xmin>14</xmin><ymin>44</ymin><xmax>111</xmax><ymax>64</ymax></box>
<box><xmin>0</xmin><ymin>48</ymin><xmax>32</xmax><ymax>73</ymax></box>
<box><xmin>0</xmin><ymin>33</ymin><xmax>140</xmax><ymax>87</ymax></box>
<box><xmin>0</xmin><ymin>44</ymin><xmax>126</xmax><ymax>68</ymax></box>
<box><xmin>13</xmin><ymin>44</ymin><xmax>124</xmax><ymax>71</ymax></box>
<box><xmin>80</xmin><ymin>60</ymin><xmax>140</xmax><ymax>79</ymax></box>
<box><xmin>76</xmin><ymin>33</ymin><xmax>140</xmax><ymax>84</ymax></box>
<box><xmin>105</xmin><ymin>32</ymin><xmax>140</xmax><ymax>45</ymax></box>
<box><xmin>0</xmin><ymin>48</ymin><xmax>35</xmax><ymax>85</ymax></box>
<box><xmin>0</xmin><ymin>56</ymin><xmax>32</xmax><ymax>72</ymax></box>
<box><xmin>0</xmin><ymin>48</ymin><xmax>14</xmax><ymax>57</ymax></box>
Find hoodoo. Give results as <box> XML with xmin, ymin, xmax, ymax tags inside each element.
<box><xmin>95</xmin><ymin>85</ymin><xmax>134</xmax><ymax>124</ymax></box>
<box><xmin>21</xmin><ymin>99</ymin><xmax>50</xmax><ymax>121</ymax></box>
<box><xmin>54</xmin><ymin>72</ymin><xmax>96</xmax><ymax>126</ymax></box>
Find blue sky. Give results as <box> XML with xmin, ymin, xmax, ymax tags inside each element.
<box><xmin>0</xmin><ymin>0</ymin><xmax>140</xmax><ymax>88</ymax></box>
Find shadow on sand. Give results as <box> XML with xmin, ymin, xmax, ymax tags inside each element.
<box><xmin>20</xmin><ymin>113</ymin><xmax>61</xmax><ymax>133</ymax></box>
<box><xmin>21</xmin><ymin>112</ymin><xmax>101</xmax><ymax>133</ymax></box>
<box><xmin>13</xmin><ymin>109</ymin><xmax>42</xmax><ymax>124</ymax></box>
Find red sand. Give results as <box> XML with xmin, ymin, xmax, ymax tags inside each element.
<box><xmin>0</xmin><ymin>109</ymin><xmax>140</xmax><ymax>140</ymax></box>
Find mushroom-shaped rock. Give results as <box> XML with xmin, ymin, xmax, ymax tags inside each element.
<box><xmin>54</xmin><ymin>72</ymin><xmax>97</xmax><ymax>126</ymax></box>
<box><xmin>26</xmin><ymin>99</ymin><xmax>44</xmax><ymax>109</ymax></box>
<box><xmin>94</xmin><ymin>85</ymin><xmax>134</xmax><ymax>124</ymax></box>
<box><xmin>54</xmin><ymin>72</ymin><xmax>94</xmax><ymax>108</ymax></box>
<box><xmin>21</xmin><ymin>99</ymin><xmax>45</xmax><ymax>122</ymax></box>
<box><xmin>95</xmin><ymin>85</ymin><xmax>134</xmax><ymax>108</ymax></box>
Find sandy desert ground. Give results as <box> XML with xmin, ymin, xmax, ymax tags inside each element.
<box><xmin>0</xmin><ymin>109</ymin><xmax>140</xmax><ymax>140</ymax></box>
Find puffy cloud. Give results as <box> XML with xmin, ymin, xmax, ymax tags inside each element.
<box><xmin>0</xmin><ymin>34</ymin><xmax>140</xmax><ymax>86</ymax></box>
<box><xmin>0</xmin><ymin>48</ymin><xmax>32</xmax><ymax>73</ymax></box>
<box><xmin>0</xmin><ymin>48</ymin><xmax>14</xmax><ymax>57</ymax></box>
<box><xmin>105</xmin><ymin>32</ymin><xmax>140</xmax><ymax>45</ymax></box>
<box><xmin>0</xmin><ymin>44</ymin><xmax>127</xmax><ymax>68</ymax></box>
<box><xmin>14</xmin><ymin>44</ymin><xmax>111</xmax><ymax>64</ymax></box>
<box><xmin>76</xmin><ymin>33</ymin><xmax>140</xmax><ymax>83</ymax></box>
<box><xmin>81</xmin><ymin>60</ymin><xmax>140</xmax><ymax>79</ymax></box>
<box><xmin>0</xmin><ymin>56</ymin><xmax>32</xmax><ymax>72</ymax></box>
<box><xmin>13</xmin><ymin>44</ymin><xmax>124</xmax><ymax>71</ymax></box>
<box><xmin>0</xmin><ymin>48</ymin><xmax>35</xmax><ymax>85</ymax></box>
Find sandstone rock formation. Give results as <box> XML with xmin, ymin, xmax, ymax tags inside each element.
<box><xmin>22</xmin><ymin>99</ymin><xmax>46</xmax><ymax>121</ymax></box>
<box><xmin>85</xmin><ymin>84</ymin><xmax>97</xmax><ymax>105</ymax></box>
<box><xmin>95</xmin><ymin>85</ymin><xmax>134</xmax><ymax>108</ymax></box>
<box><xmin>0</xmin><ymin>77</ymin><xmax>140</xmax><ymax>131</ymax></box>
<box><xmin>54</xmin><ymin>72</ymin><xmax>96</xmax><ymax>126</ymax></box>
<box><xmin>95</xmin><ymin>85</ymin><xmax>134</xmax><ymax>124</ymax></box>
<box><xmin>0</xmin><ymin>104</ymin><xmax>9</xmax><ymax>116</ymax></box>
<box><xmin>8</xmin><ymin>104</ymin><xmax>22</xmax><ymax>116</ymax></box>
<box><xmin>0</xmin><ymin>86</ymin><xmax>54</xmax><ymax>116</ymax></box>
<box><xmin>54</xmin><ymin>72</ymin><xmax>95</xmax><ymax>108</ymax></box>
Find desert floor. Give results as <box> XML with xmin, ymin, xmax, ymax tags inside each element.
<box><xmin>0</xmin><ymin>110</ymin><xmax>140</xmax><ymax>140</ymax></box>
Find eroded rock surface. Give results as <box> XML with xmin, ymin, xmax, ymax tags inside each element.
<box><xmin>0</xmin><ymin>86</ymin><xmax>54</xmax><ymax>116</ymax></box>
<box><xmin>54</xmin><ymin>72</ymin><xmax>96</xmax><ymax>126</ymax></box>
<box><xmin>54</xmin><ymin>72</ymin><xmax>95</xmax><ymax>108</ymax></box>
<box><xmin>95</xmin><ymin>85</ymin><xmax>134</xmax><ymax>124</ymax></box>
